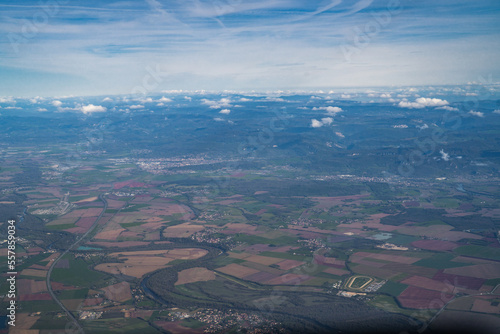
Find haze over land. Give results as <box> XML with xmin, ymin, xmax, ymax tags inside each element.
<box><xmin>1</xmin><ymin>88</ymin><xmax>500</xmax><ymax>333</ymax></box>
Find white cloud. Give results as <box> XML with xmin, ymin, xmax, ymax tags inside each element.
<box><xmin>311</xmin><ymin>117</ymin><xmax>334</xmax><ymax>128</ymax></box>
<box><xmin>52</xmin><ymin>100</ymin><xmax>63</xmax><ymax>107</ymax></box>
<box><xmin>325</xmin><ymin>106</ymin><xmax>343</xmax><ymax>115</ymax></box>
<box><xmin>37</xmin><ymin>107</ymin><xmax>48</xmax><ymax>112</ymax></box>
<box><xmin>80</xmin><ymin>104</ymin><xmax>107</xmax><ymax>114</ymax></box>
<box><xmin>380</xmin><ymin>93</ymin><xmax>391</xmax><ymax>98</ymax></box>
<box><xmin>437</xmin><ymin>106</ymin><xmax>459</xmax><ymax>111</ymax></box>
<box><xmin>184</xmin><ymin>96</ymin><xmax>192</xmax><ymax>101</ymax></box>
<box><xmin>29</xmin><ymin>96</ymin><xmax>43</xmax><ymax>104</ymax></box>
<box><xmin>202</xmin><ymin>98</ymin><xmax>232</xmax><ymax>109</ymax></box>
<box><xmin>417</xmin><ymin>124</ymin><xmax>429</xmax><ymax>130</ymax></box>
<box><xmin>158</xmin><ymin>96</ymin><xmax>172</xmax><ymax>103</ymax></box>
<box><xmin>321</xmin><ymin>117</ymin><xmax>333</xmax><ymax>125</ymax></box>
<box><xmin>313</xmin><ymin>106</ymin><xmax>343</xmax><ymax>115</ymax></box>
<box><xmin>219</xmin><ymin>109</ymin><xmax>231</xmax><ymax>114</ymax></box>
<box><xmin>398</xmin><ymin>97</ymin><xmax>449</xmax><ymax>109</ymax></box>
<box><xmin>102</xmin><ymin>97</ymin><xmax>113</xmax><ymax>102</ymax></box>
<box><xmin>335</xmin><ymin>132</ymin><xmax>345</xmax><ymax>138</ymax></box>
<box><xmin>440</xmin><ymin>149</ymin><xmax>450</xmax><ymax>161</ymax></box>
<box><xmin>239</xmin><ymin>97</ymin><xmax>251</xmax><ymax>102</ymax></box>
<box><xmin>265</xmin><ymin>97</ymin><xmax>285</xmax><ymax>102</ymax></box>
<box><xmin>0</xmin><ymin>97</ymin><xmax>14</xmax><ymax>103</ymax></box>
<box><xmin>468</xmin><ymin>110</ymin><xmax>484</xmax><ymax>118</ymax></box>
<box><xmin>214</xmin><ymin>117</ymin><xmax>225</xmax><ymax>122</ymax></box>
<box><xmin>220</xmin><ymin>98</ymin><xmax>231</xmax><ymax>105</ymax></box>
<box><xmin>493</xmin><ymin>110</ymin><xmax>500</xmax><ymax>114</ymax></box>
<box><xmin>139</xmin><ymin>97</ymin><xmax>153</xmax><ymax>103</ymax></box>
<box><xmin>129</xmin><ymin>104</ymin><xmax>144</xmax><ymax>109</ymax></box>
<box><xmin>340</xmin><ymin>94</ymin><xmax>351</xmax><ymax>99</ymax></box>
<box><xmin>311</xmin><ymin>119</ymin><xmax>323</xmax><ymax>128</ymax></box>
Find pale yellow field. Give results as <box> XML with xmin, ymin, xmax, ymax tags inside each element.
<box><xmin>94</xmin><ymin>248</ymin><xmax>208</xmax><ymax>278</ymax></box>
<box><xmin>20</xmin><ymin>269</ymin><xmax>47</xmax><ymax>278</ymax></box>
<box><xmin>10</xmin><ymin>313</ymin><xmax>40</xmax><ymax>331</ymax></box>
<box><xmin>93</xmin><ymin>228</ymin><xmax>126</xmax><ymax>240</ymax></box>
<box><xmin>244</xmin><ymin>255</ymin><xmax>283</xmax><ymax>266</ymax></box>
<box><xmin>162</xmin><ymin>223</ymin><xmax>204</xmax><ymax>238</ymax></box>
<box><xmin>175</xmin><ymin>267</ymin><xmax>216</xmax><ymax>285</ymax></box>
<box><xmin>74</xmin><ymin>196</ymin><xmax>98</xmax><ymax>203</ymax></box>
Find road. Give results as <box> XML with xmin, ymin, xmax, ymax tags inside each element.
<box><xmin>45</xmin><ymin>193</ymin><xmax>108</xmax><ymax>334</ymax></box>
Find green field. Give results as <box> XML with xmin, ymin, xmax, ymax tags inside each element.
<box><xmin>56</xmin><ymin>288</ymin><xmax>89</xmax><ymax>299</ymax></box>
<box><xmin>258</xmin><ymin>251</ymin><xmax>310</xmax><ymax>261</ymax></box>
<box><xmin>18</xmin><ymin>253</ymin><xmax>50</xmax><ymax>271</ymax></box>
<box><xmin>180</xmin><ymin>318</ymin><xmax>206</xmax><ymax>329</ymax></box>
<box><xmin>377</xmin><ymin>281</ymin><xmax>408</xmax><ymax>297</ymax></box>
<box><xmin>387</xmin><ymin>234</ymin><xmax>420</xmax><ymax>245</ymax></box>
<box><xmin>414</xmin><ymin>253</ymin><xmax>470</xmax><ymax>269</ymax></box>
<box><xmin>433</xmin><ymin>198</ymin><xmax>460</xmax><ymax>209</ymax></box>
<box><xmin>454</xmin><ymin>245</ymin><xmax>500</xmax><ymax>261</ymax></box>
<box><xmin>17</xmin><ymin>300</ymin><xmax>63</xmax><ymax>313</ymax></box>
<box><xmin>485</xmin><ymin>278</ymin><xmax>500</xmax><ymax>286</ymax></box>
<box><xmin>212</xmin><ymin>256</ymin><xmax>245</xmax><ymax>266</ymax></box>
<box><xmin>368</xmin><ymin>295</ymin><xmax>421</xmax><ymax>318</ymax></box>
<box><xmin>51</xmin><ymin>255</ymin><xmax>107</xmax><ymax>287</ymax></box>
<box><xmin>33</xmin><ymin>315</ymin><xmax>73</xmax><ymax>330</ymax></box>
<box><xmin>121</xmin><ymin>204</ymin><xmax>150</xmax><ymax>212</ymax></box>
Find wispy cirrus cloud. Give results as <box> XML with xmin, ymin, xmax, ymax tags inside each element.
<box><xmin>1</xmin><ymin>0</ymin><xmax>499</xmax><ymax>97</ymax></box>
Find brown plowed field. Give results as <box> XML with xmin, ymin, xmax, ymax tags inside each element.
<box><xmin>276</xmin><ymin>259</ymin><xmax>305</xmax><ymax>270</ymax></box>
<box><xmin>444</xmin><ymin>263</ymin><xmax>500</xmax><ymax>279</ymax></box>
<box><xmin>398</xmin><ymin>286</ymin><xmax>454</xmax><ymax>309</ymax></box>
<box><xmin>411</xmin><ymin>240</ymin><xmax>458</xmax><ymax>251</ymax></box>
<box><xmin>217</xmin><ymin>263</ymin><xmax>260</xmax><ymax>278</ymax></box>
<box><xmin>102</xmin><ymin>281</ymin><xmax>132</xmax><ymax>302</ymax></box>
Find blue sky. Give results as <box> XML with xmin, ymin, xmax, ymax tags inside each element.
<box><xmin>1</xmin><ymin>0</ymin><xmax>499</xmax><ymax>97</ymax></box>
